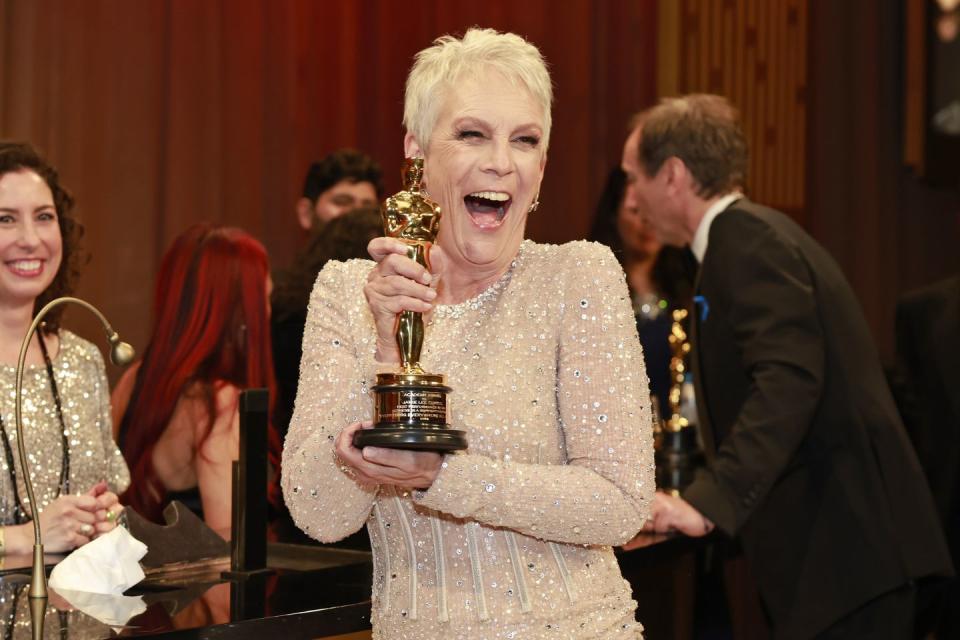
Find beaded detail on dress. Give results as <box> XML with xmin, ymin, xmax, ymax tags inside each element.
<box><xmin>430</xmin><ymin>241</ymin><xmax>525</xmax><ymax>321</ymax></box>
<box><xmin>0</xmin><ymin>330</ymin><xmax>130</xmax><ymax>523</ymax></box>
<box><xmin>283</xmin><ymin>241</ymin><xmax>655</xmax><ymax>639</ymax></box>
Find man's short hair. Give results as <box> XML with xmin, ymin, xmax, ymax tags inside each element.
<box><xmin>302</xmin><ymin>149</ymin><xmax>384</xmax><ymax>203</ymax></box>
<box><xmin>633</xmin><ymin>94</ymin><xmax>747</xmax><ymax>199</ymax></box>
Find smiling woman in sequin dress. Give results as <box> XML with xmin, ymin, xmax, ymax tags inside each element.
<box><xmin>283</xmin><ymin>29</ymin><xmax>655</xmax><ymax>639</ymax></box>
<box><xmin>0</xmin><ymin>143</ymin><xmax>129</xmax><ymax>557</ymax></box>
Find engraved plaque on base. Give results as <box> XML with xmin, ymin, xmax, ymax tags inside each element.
<box><xmin>353</xmin><ymin>157</ymin><xmax>468</xmax><ymax>452</ymax></box>
<box><xmin>360</xmin><ymin>372</ymin><xmax>466</xmax><ymax>451</ymax></box>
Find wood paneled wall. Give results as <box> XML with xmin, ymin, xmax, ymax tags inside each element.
<box><xmin>658</xmin><ymin>0</ymin><xmax>808</xmax><ymax>221</ymax></box>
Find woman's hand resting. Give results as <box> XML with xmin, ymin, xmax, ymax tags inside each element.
<box><xmin>33</xmin><ymin>493</ymin><xmax>99</xmax><ymax>553</ymax></box>
<box><xmin>4</xmin><ymin>480</ymin><xmax>124</xmax><ymax>555</ymax></box>
<box><xmin>363</xmin><ymin>237</ymin><xmax>444</xmax><ymax>363</ymax></box>
<box><xmin>335</xmin><ymin>421</ymin><xmax>444</xmax><ymax>489</ymax></box>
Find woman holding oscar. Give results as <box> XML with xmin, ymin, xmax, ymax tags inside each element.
<box><xmin>283</xmin><ymin>28</ymin><xmax>654</xmax><ymax>638</ymax></box>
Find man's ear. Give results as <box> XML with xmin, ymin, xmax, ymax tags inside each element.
<box><xmin>296</xmin><ymin>198</ymin><xmax>315</xmax><ymax>232</ymax></box>
<box><xmin>663</xmin><ymin>157</ymin><xmax>690</xmax><ymax>195</ymax></box>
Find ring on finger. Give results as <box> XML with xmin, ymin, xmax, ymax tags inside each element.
<box><xmin>106</xmin><ymin>509</ymin><xmax>117</xmax><ymax>522</ymax></box>
<box><xmin>79</xmin><ymin>523</ymin><xmax>94</xmax><ymax>536</ymax></box>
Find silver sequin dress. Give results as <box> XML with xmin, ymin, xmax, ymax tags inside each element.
<box><xmin>283</xmin><ymin>241</ymin><xmax>655</xmax><ymax>639</ymax></box>
<box><xmin>0</xmin><ymin>330</ymin><xmax>130</xmax><ymax>524</ymax></box>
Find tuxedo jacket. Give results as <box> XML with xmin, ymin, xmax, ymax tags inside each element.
<box><xmin>682</xmin><ymin>199</ymin><xmax>952</xmax><ymax>639</ymax></box>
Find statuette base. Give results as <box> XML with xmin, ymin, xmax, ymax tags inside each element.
<box><xmin>354</xmin><ymin>372</ymin><xmax>467</xmax><ymax>452</ymax></box>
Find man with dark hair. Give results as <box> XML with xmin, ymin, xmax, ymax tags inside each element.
<box><xmin>622</xmin><ymin>94</ymin><xmax>951</xmax><ymax>638</ymax></box>
<box><xmin>295</xmin><ymin>148</ymin><xmax>384</xmax><ymax>232</ymax></box>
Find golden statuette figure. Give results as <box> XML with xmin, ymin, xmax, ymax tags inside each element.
<box><xmin>354</xmin><ymin>158</ymin><xmax>467</xmax><ymax>452</ymax></box>
<box><xmin>665</xmin><ymin>308</ymin><xmax>692</xmax><ymax>432</ymax></box>
<box><xmin>381</xmin><ymin>157</ymin><xmax>439</xmax><ymax>375</ymax></box>
<box><xmin>654</xmin><ymin>308</ymin><xmax>702</xmax><ymax>494</ymax></box>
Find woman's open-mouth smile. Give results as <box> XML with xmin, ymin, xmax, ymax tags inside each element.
<box><xmin>464</xmin><ymin>191</ymin><xmax>512</xmax><ymax>229</ymax></box>
<box><xmin>5</xmin><ymin>258</ymin><xmax>45</xmax><ymax>277</ymax></box>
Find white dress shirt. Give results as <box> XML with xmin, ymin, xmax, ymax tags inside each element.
<box><xmin>690</xmin><ymin>192</ymin><xmax>743</xmax><ymax>262</ymax></box>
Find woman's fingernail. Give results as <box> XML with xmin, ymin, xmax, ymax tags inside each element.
<box><xmin>426</xmin><ymin>289</ymin><xmax>437</xmax><ymax>299</ymax></box>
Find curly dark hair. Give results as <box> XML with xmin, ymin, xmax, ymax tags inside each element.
<box><xmin>634</xmin><ymin>94</ymin><xmax>747</xmax><ymax>199</ymax></box>
<box><xmin>0</xmin><ymin>142</ymin><xmax>86</xmax><ymax>333</ymax></box>
<box><xmin>302</xmin><ymin>149</ymin><xmax>384</xmax><ymax>203</ymax></box>
<box><xmin>272</xmin><ymin>205</ymin><xmax>383</xmax><ymax>323</ymax></box>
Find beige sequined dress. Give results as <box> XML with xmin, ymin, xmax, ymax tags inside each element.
<box><xmin>0</xmin><ymin>330</ymin><xmax>130</xmax><ymax>524</ymax></box>
<box><xmin>283</xmin><ymin>241</ymin><xmax>655</xmax><ymax>639</ymax></box>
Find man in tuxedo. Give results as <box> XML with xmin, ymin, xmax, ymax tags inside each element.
<box><xmin>621</xmin><ymin>94</ymin><xmax>952</xmax><ymax>639</ymax></box>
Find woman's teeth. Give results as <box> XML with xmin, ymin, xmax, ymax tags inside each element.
<box><xmin>468</xmin><ymin>191</ymin><xmax>510</xmax><ymax>202</ymax></box>
<box><xmin>8</xmin><ymin>259</ymin><xmax>42</xmax><ymax>275</ymax></box>
<box><xmin>464</xmin><ymin>192</ymin><xmax>511</xmax><ymax>227</ymax></box>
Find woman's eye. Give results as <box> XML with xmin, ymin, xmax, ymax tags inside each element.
<box><xmin>456</xmin><ymin>130</ymin><xmax>484</xmax><ymax>141</ymax></box>
<box><xmin>37</xmin><ymin>210</ymin><xmax>57</xmax><ymax>222</ymax></box>
<box><xmin>515</xmin><ymin>135</ymin><xmax>540</xmax><ymax>147</ymax></box>
<box><xmin>0</xmin><ymin>215</ymin><xmax>14</xmax><ymax>224</ymax></box>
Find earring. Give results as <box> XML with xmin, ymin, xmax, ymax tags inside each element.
<box><xmin>529</xmin><ymin>194</ymin><xmax>540</xmax><ymax>213</ymax></box>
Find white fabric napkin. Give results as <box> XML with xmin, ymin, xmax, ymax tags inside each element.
<box><xmin>49</xmin><ymin>526</ymin><xmax>148</xmax><ymax>594</ymax></box>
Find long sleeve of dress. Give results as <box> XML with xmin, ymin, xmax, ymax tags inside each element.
<box><xmin>282</xmin><ymin>260</ymin><xmax>379</xmax><ymax>543</ymax></box>
<box><xmin>414</xmin><ymin>242</ymin><xmax>655</xmax><ymax>546</ymax></box>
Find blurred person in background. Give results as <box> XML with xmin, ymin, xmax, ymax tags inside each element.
<box><xmin>270</xmin><ymin>206</ymin><xmax>383</xmax><ymax>548</ymax></box>
<box><xmin>113</xmin><ymin>224</ymin><xmax>280</xmax><ymax>539</ymax></box>
<box><xmin>272</xmin><ymin>205</ymin><xmax>383</xmax><ymax>441</ymax></box>
<box><xmin>294</xmin><ymin>149</ymin><xmax>383</xmax><ymax>233</ymax></box>
<box><xmin>589</xmin><ymin>166</ymin><xmax>696</xmax><ymax>416</ymax></box>
<box><xmin>893</xmin><ymin>274</ymin><xmax>960</xmax><ymax>638</ymax></box>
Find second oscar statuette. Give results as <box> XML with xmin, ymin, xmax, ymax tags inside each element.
<box><xmin>353</xmin><ymin>158</ymin><xmax>468</xmax><ymax>452</ymax></box>
<box><xmin>654</xmin><ymin>308</ymin><xmax>703</xmax><ymax>493</ymax></box>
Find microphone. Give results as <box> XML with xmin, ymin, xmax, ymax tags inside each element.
<box><xmin>14</xmin><ymin>297</ymin><xmax>135</xmax><ymax>637</ymax></box>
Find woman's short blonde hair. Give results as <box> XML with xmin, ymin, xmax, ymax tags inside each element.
<box><xmin>403</xmin><ymin>27</ymin><xmax>553</xmax><ymax>152</ymax></box>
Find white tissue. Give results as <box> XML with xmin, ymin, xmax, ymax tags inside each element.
<box><xmin>49</xmin><ymin>526</ymin><xmax>148</xmax><ymax>594</ymax></box>
<box><xmin>53</xmin><ymin>588</ymin><xmax>147</xmax><ymax>628</ymax></box>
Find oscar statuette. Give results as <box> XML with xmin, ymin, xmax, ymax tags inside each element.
<box><xmin>353</xmin><ymin>158</ymin><xmax>467</xmax><ymax>452</ymax></box>
<box><xmin>654</xmin><ymin>308</ymin><xmax>703</xmax><ymax>494</ymax></box>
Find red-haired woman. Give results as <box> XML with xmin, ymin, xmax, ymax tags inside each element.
<box><xmin>112</xmin><ymin>224</ymin><xmax>278</xmax><ymax>539</ymax></box>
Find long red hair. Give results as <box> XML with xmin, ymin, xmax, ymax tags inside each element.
<box><xmin>119</xmin><ymin>223</ymin><xmax>280</xmax><ymax>522</ymax></box>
